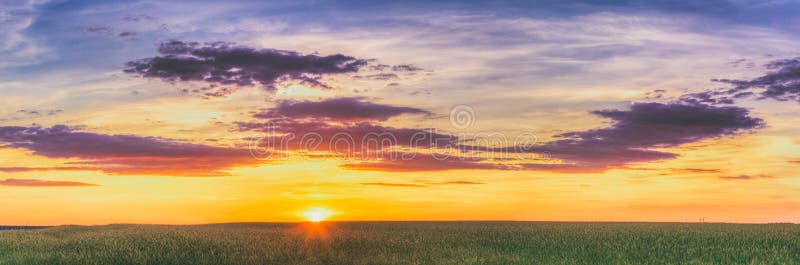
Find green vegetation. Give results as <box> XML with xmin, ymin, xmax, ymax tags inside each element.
<box><xmin>0</xmin><ymin>222</ymin><xmax>798</xmax><ymax>265</ymax></box>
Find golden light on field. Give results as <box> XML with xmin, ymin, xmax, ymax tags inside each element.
<box><xmin>301</xmin><ymin>207</ymin><xmax>334</xmax><ymax>222</ymax></box>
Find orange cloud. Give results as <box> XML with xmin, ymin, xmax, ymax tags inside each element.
<box><xmin>0</xmin><ymin>178</ymin><xmax>97</xmax><ymax>187</ymax></box>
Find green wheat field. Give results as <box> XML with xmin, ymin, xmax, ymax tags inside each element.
<box><xmin>1</xmin><ymin>222</ymin><xmax>798</xmax><ymax>265</ymax></box>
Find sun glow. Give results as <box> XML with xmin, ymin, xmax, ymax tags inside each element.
<box><xmin>301</xmin><ymin>207</ymin><xmax>334</xmax><ymax>222</ymax></box>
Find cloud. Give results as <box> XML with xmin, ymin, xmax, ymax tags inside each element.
<box><xmin>390</xmin><ymin>64</ymin><xmax>424</xmax><ymax>72</ymax></box>
<box><xmin>118</xmin><ymin>31</ymin><xmax>138</xmax><ymax>39</ymax></box>
<box><xmin>431</xmin><ymin>180</ymin><xmax>484</xmax><ymax>185</ymax></box>
<box><xmin>84</xmin><ymin>26</ymin><xmax>113</xmax><ymax>35</ymax></box>
<box><xmin>83</xmin><ymin>26</ymin><xmax>139</xmax><ymax>41</ymax></box>
<box><xmin>243</xmin><ymin>120</ymin><xmax>457</xmax><ymax>158</ymax></box>
<box><xmin>574</xmin><ymin>102</ymin><xmax>761</xmax><ymax>147</ymax></box>
<box><xmin>450</xmin><ymin>102</ymin><xmax>762</xmax><ymax>172</ymax></box>
<box><xmin>672</xmin><ymin>168</ymin><xmax>722</xmax><ymax>173</ymax></box>
<box><xmin>719</xmin><ymin>175</ymin><xmax>751</xmax><ymax>180</ymax></box>
<box><xmin>0</xmin><ymin>167</ymin><xmax>89</xmax><ymax>173</ymax></box>
<box><xmin>122</xmin><ymin>14</ymin><xmax>155</xmax><ymax>22</ymax></box>
<box><xmin>359</xmin><ymin>182</ymin><xmax>428</xmax><ymax>188</ymax></box>
<box><xmin>678</xmin><ymin>91</ymin><xmax>735</xmax><ymax>105</ymax></box>
<box><xmin>239</xmin><ymin>98</ymin><xmax>474</xmax><ymax>169</ymax></box>
<box><xmin>0</xmin><ymin>178</ymin><xmax>97</xmax><ymax>187</ymax></box>
<box><xmin>683</xmin><ymin>57</ymin><xmax>800</xmax><ymax>104</ymax></box>
<box><xmin>241</xmin><ymin>98</ymin><xmax>761</xmax><ymax>173</ymax></box>
<box><xmin>476</xmin><ymin>0</ymin><xmax>738</xmax><ymax>16</ymax></box>
<box><xmin>529</xmin><ymin>102</ymin><xmax>763</xmax><ymax>171</ymax></box>
<box><xmin>239</xmin><ymin>98</ymin><xmax>454</xmax><ymax>157</ymax></box>
<box><xmin>254</xmin><ymin>97</ymin><xmax>431</xmax><ymax>122</ymax></box>
<box><xmin>719</xmin><ymin>175</ymin><xmax>773</xmax><ymax>180</ymax></box>
<box><xmin>0</xmin><ymin>0</ymin><xmax>49</xmax><ymax>67</ymax></box>
<box><xmin>359</xmin><ymin>180</ymin><xmax>485</xmax><ymax>187</ymax></box>
<box><xmin>342</xmin><ymin>153</ymin><xmax>508</xmax><ymax>172</ymax></box>
<box><xmin>353</xmin><ymin>73</ymin><xmax>398</xmax><ymax>80</ymax></box>
<box><xmin>0</xmin><ymin>125</ymin><xmax>258</xmax><ymax>176</ymax></box>
<box><xmin>368</xmin><ymin>64</ymin><xmax>425</xmax><ymax>72</ymax></box>
<box><xmin>0</xmin><ymin>109</ymin><xmax>64</xmax><ymax>122</ymax></box>
<box><xmin>125</xmin><ymin>40</ymin><xmax>368</xmax><ymax>94</ymax></box>
<box><xmin>714</xmin><ymin>57</ymin><xmax>800</xmax><ymax>102</ymax></box>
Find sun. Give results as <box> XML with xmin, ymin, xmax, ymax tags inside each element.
<box><xmin>301</xmin><ymin>207</ymin><xmax>333</xmax><ymax>222</ymax></box>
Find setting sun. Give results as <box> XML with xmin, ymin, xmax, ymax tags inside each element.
<box><xmin>301</xmin><ymin>207</ymin><xmax>334</xmax><ymax>222</ymax></box>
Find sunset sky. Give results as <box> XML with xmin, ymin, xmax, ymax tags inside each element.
<box><xmin>1</xmin><ymin>0</ymin><xmax>799</xmax><ymax>225</ymax></box>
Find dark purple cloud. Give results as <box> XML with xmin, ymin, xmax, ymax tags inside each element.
<box><xmin>391</xmin><ymin>64</ymin><xmax>424</xmax><ymax>72</ymax></box>
<box><xmin>84</xmin><ymin>26</ymin><xmax>112</xmax><ymax>35</ymax></box>
<box><xmin>0</xmin><ymin>178</ymin><xmax>97</xmax><ymax>187</ymax></box>
<box><xmin>353</xmin><ymin>73</ymin><xmax>398</xmax><ymax>80</ymax></box>
<box><xmin>353</xmin><ymin>103</ymin><xmax>758</xmax><ymax>173</ymax></box>
<box><xmin>118</xmin><ymin>31</ymin><xmax>138</xmax><ymax>39</ymax></box>
<box><xmin>682</xmin><ymin>57</ymin><xmax>800</xmax><ymax>104</ymax></box>
<box><xmin>678</xmin><ymin>91</ymin><xmax>734</xmax><ymax>105</ymax></box>
<box><xmin>567</xmin><ymin>103</ymin><xmax>762</xmax><ymax>147</ymax></box>
<box><xmin>239</xmin><ymin>97</ymin><xmax>451</xmax><ymax>156</ymax></box>
<box><xmin>255</xmin><ymin>97</ymin><xmax>431</xmax><ymax>121</ymax></box>
<box><xmin>530</xmin><ymin>102</ymin><xmax>763</xmax><ymax>171</ymax></box>
<box><xmin>238</xmin><ymin>98</ymin><xmax>469</xmax><ymax>167</ymax></box>
<box><xmin>0</xmin><ymin>125</ymin><xmax>258</xmax><ymax>176</ymax></box>
<box><xmin>368</xmin><ymin>64</ymin><xmax>424</xmax><ymax>72</ymax></box>
<box><xmin>453</xmin><ymin>102</ymin><xmax>763</xmax><ymax>172</ymax></box>
<box><xmin>718</xmin><ymin>58</ymin><xmax>800</xmax><ymax>102</ymax></box>
<box><xmin>125</xmin><ymin>40</ymin><xmax>367</xmax><ymax>94</ymax></box>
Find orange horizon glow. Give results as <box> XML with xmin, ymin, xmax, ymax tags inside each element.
<box><xmin>301</xmin><ymin>207</ymin><xmax>335</xmax><ymax>223</ymax></box>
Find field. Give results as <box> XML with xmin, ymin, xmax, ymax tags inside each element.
<box><xmin>0</xmin><ymin>222</ymin><xmax>798</xmax><ymax>265</ymax></box>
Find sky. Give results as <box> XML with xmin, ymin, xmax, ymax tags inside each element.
<box><xmin>1</xmin><ymin>0</ymin><xmax>799</xmax><ymax>225</ymax></box>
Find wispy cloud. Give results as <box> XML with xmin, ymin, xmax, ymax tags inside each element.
<box><xmin>0</xmin><ymin>178</ymin><xmax>96</xmax><ymax>187</ymax></box>
<box><xmin>430</xmin><ymin>180</ymin><xmax>485</xmax><ymax>185</ymax></box>
<box><xmin>255</xmin><ymin>97</ymin><xmax>430</xmax><ymax>122</ymax></box>
<box><xmin>0</xmin><ymin>0</ymin><xmax>50</xmax><ymax>67</ymax></box>
<box><xmin>359</xmin><ymin>182</ymin><xmax>428</xmax><ymax>188</ymax></box>
<box><xmin>343</xmin><ymin>153</ymin><xmax>507</xmax><ymax>172</ymax></box>
<box><xmin>358</xmin><ymin>180</ymin><xmax>485</xmax><ymax>188</ymax></box>
<box><xmin>0</xmin><ymin>125</ymin><xmax>259</xmax><ymax>176</ymax></box>
<box><xmin>719</xmin><ymin>175</ymin><xmax>773</xmax><ymax>180</ymax></box>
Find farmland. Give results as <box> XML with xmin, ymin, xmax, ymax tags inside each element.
<box><xmin>0</xmin><ymin>222</ymin><xmax>798</xmax><ymax>265</ymax></box>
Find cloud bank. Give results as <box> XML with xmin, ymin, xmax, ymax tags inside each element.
<box><xmin>526</xmin><ymin>102</ymin><xmax>763</xmax><ymax>172</ymax></box>
<box><xmin>0</xmin><ymin>125</ymin><xmax>258</xmax><ymax>176</ymax></box>
<box><xmin>240</xmin><ymin>97</ymin><xmax>763</xmax><ymax>173</ymax></box>
<box><xmin>0</xmin><ymin>178</ymin><xmax>97</xmax><ymax>187</ymax></box>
